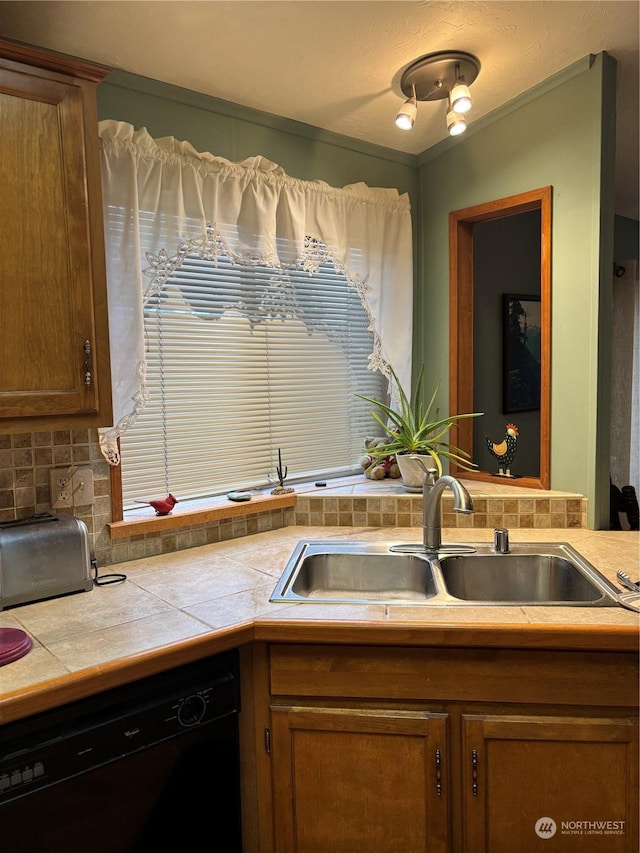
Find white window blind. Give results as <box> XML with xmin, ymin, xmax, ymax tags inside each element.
<box><xmin>119</xmin><ymin>247</ymin><xmax>386</xmax><ymax>507</ymax></box>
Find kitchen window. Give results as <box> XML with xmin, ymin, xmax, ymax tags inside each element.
<box><xmin>118</xmin><ymin>242</ymin><xmax>386</xmax><ymax>506</ymax></box>
<box><xmin>97</xmin><ymin>121</ymin><xmax>413</xmax><ymax>517</ymax></box>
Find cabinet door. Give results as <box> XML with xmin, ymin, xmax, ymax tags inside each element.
<box><xmin>462</xmin><ymin>714</ymin><xmax>639</xmax><ymax>853</ymax></box>
<box><xmin>270</xmin><ymin>705</ymin><xmax>449</xmax><ymax>853</ymax></box>
<box><xmin>0</xmin><ymin>48</ymin><xmax>112</xmax><ymax>429</ymax></box>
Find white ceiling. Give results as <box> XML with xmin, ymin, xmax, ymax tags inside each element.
<box><xmin>1</xmin><ymin>0</ymin><xmax>638</xmax><ymax>218</ymax></box>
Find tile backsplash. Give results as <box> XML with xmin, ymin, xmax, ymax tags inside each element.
<box><xmin>0</xmin><ymin>431</ymin><xmax>294</xmax><ymax>567</ymax></box>
<box><xmin>0</xmin><ymin>429</ymin><xmax>112</xmax><ymax>549</ymax></box>
<box><xmin>293</xmin><ymin>493</ymin><xmax>587</xmax><ymax>530</ymax></box>
<box><xmin>0</xmin><ymin>431</ymin><xmax>587</xmax><ymax>568</ymax></box>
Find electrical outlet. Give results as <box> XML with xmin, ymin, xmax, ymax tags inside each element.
<box><xmin>50</xmin><ymin>467</ymin><xmax>73</xmax><ymax>509</ymax></box>
<box><xmin>50</xmin><ymin>466</ymin><xmax>94</xmax><ymax>509</ymax></box>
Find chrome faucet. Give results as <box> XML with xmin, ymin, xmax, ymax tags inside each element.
<box><xmin>421</xmin><ymin>470</ymin><xmax>474</xmax><ymax>551</ymax></box>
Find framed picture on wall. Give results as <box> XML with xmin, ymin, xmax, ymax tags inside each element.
<box><xmin>503</xmin><ymin>293</ymin><xmax>541</xmax><ymax>412</ymax></box>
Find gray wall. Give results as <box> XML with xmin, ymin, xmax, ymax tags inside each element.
<box><xmin>614</xmin><ymin>215</ymin><xmax>639</xmax><ymax>260</ymax></box>
<box><xmin>473</xmin><ymin>211</ymin><xmax>541</xmax><ymax>477</ymax></box>
<box><xmin>417</xmin><ymin>53</ymin><xmax>617</xmax><ymax>528</ymax></box>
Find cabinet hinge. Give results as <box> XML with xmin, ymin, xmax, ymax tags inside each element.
<box><xmin>264</xmin><ymin>726</ymin><xmax>271</xmax><ymax>754</ymax></box>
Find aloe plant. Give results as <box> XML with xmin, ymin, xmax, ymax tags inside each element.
<box><xmin>356</xmin><ymin>364</ymin><xmax>483</xmax><ymax>477</ymax></box>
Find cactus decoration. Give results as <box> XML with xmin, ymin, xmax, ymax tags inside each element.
<box><xmin>271</xmin><ymin>448</ymin><xmax>295</xmax><ymax>495</ymax></box>
<box><xmin>276</xmin><ymin>449</ymin><xmax>287</xmax><ymax>486</ymax></box>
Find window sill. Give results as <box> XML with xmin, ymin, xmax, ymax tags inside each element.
<box><xmin>108</xmin><ymin>490</ymin><xmax>297</xmax><ymax>539</ymax></box>
<box><xmin>106</xmin><ymin>474</ymin><xmax>588</xmax><ymax>543</ymax></box>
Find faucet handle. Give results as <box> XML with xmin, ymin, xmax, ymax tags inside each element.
<box><xmin>407</xmin><ymin>455</ymin><xmax>437</xmax><ymax>478</ymax></box>
<box><xmin>423</xmin><ymin>468</ymin><xmax>438</xmax><ymax>487</ymax></box>
<box><xmin>405</xmin><ymin>454</ymin><xmax>438</xmax><ymax>487</ymax></box>
<box><xmin>494</xmin><ymin>527</ymin><xmax>510</xmax><ymax>553</ymax></box>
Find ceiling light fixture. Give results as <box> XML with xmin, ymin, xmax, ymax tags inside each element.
<box><xmin>395</xmin><ymin>50</ymin><xmax>480</xmax><ymax>137</ymax></box>
<box><xmin>395</xmin><ymin>84</ymin><xmax>417</xmax><ymax>130</ymax></box>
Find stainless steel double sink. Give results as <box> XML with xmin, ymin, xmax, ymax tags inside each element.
<box><xmin>269</xmin><ymin>540</ymin><xmax>622</xmax><ymax>607</ymax></box>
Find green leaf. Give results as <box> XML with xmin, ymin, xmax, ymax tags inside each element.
<box><xmin>356</xmin><ymin>363</ymin><xmax>483</xmax><ymax>474</ymax></box>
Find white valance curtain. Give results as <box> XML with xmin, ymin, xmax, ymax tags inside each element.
<box><xmin>97</xmin><ymin>120</ymin><xmax>413</xmax><ymax>464</ymax></box>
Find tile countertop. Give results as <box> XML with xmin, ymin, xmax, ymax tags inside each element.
<box><xmin>1</xmin><ymin>525</ymin><xmax>638</xmax><ymax>721</ymax></box>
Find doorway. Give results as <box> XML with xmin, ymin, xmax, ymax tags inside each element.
<box><xmin>449</xmin><ymin>186</ymin><xmax>552</xmax><ymax>489</ymax></box>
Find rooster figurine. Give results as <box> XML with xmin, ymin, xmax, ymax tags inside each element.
<box><xmin>135</xmin><ymin>493</ymin><xmax>179</xmax><ymax>516</ymax></box>
<box><xmin>485</xmin><ymin>424</ymin><xmax>519</xmax><ymax>477</ymax></box>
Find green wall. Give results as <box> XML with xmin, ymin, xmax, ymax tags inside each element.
<box><xmin>97</xmin><ymin>57</ymin><xmax>618</xmax><ymax>528</ymax></box>
<box><xmin>417</xmin><ymin>53</ymin><xmax>617</xmax><ymax>528</ymax></box>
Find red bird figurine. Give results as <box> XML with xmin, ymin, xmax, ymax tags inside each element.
<box><xmin>150</xmin><ymin>493</ymin><xmax>179</xmax><ymax>515</ymax></box>
<box><xmin>134</xmin><ymin>493</ymin><xmax>179</xmax><ymax>515</ymax></box>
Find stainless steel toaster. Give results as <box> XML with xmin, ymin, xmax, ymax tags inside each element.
<box><xmin>0</xmin><ymin>513</ymin><xmax>92</xmax><ymax>610</ymax></box>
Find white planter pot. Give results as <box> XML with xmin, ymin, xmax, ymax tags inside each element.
<box><xmin>395</xmin><ymin>454</ymin><xmax>438</xmax><ymax>493</ymax></box>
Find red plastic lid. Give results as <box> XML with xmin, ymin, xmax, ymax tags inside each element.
<box><xmin>0</xmin><ymin>627</ymin><xmax>33</xmax><ymax>666</ymax></box>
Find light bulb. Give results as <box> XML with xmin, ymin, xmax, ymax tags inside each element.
<box><xmin>446</xmin><ymin>107</ymin><xmax>467</xmax><ymax>136</ymax></box>
<box><xmin>450</xmin><ymin>80</ymin><xmax>472</xmax><ymax>113</ymax></box>
<box><xmin>395</xmin><ymin>97</ymin><xmax>417</xmax><ymax>130</ymax></box>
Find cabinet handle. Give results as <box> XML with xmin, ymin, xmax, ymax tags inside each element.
<box><xmin>84</xmin><ymin>340</ymin><xmax>92</xmax><ymax>386</ymax></box>
<box><xmin>435</xmin><ymin>748</ymin><xmax>442</xmax><ymax>797</ymax></box>
<box><xmin>471</xmin><ymin>748</ymin><xmax>478</xmax><ymax>796</ymax></box>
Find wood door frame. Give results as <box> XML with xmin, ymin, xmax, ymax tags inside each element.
<box><xmin>449</xmin><ymin>186</ymin><xmax>552</xmax><ymax>489</ymax></box>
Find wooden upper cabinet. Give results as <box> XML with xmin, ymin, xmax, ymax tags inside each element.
<box><xmin>0</xmin><ymin>39</ymin><xmax>112</xmax><ymax>431</ymax></box>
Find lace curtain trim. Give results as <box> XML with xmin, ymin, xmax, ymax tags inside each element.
<box><xmin>99</xmin><ymin>361</ymin><xmax>148</xmax><ymax>465</ymax></box>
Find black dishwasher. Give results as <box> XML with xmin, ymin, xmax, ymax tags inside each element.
<box><xmin>0</xmin><ymin>648</ymin><xmax>242</xmax><ymax>852</ymax></box>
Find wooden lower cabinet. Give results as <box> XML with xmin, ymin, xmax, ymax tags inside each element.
<box><xmin>260</xmin><ymin>644</ymin><xmax>639</xmax><ymax>853</ymax></box>
<box><xmin>270</xmin><ymin>705</ymin><xmax>449</xmax><ymax>852</ymax></box>
<box><xmin>462</xmin><ymin>713</ymin><xmax>638</xmax><ymax>852</ymax></box>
